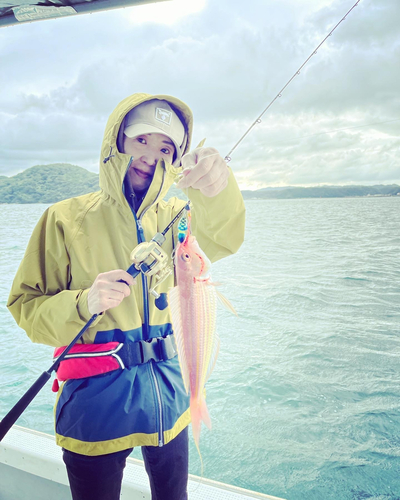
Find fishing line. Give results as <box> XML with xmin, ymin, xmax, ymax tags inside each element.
<box><xmin>224</xmin><ymin>0</ymin><xmax>363</xmax><ymax>162</ymax></box>
<box><xmin>162</xmin><ymin>202</ymin><xmax>190</xmax><ymax>236</ymax></box>
<box><xmin>0</xmin><ymin>0</ymin><xmax>365</xmax><ymax>460</ymax></box>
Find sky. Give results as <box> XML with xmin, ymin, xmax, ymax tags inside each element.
<box><xmin>0</xmin><ymin>0</ymin><xmax>399</xmax><ymax>189</ymax></box>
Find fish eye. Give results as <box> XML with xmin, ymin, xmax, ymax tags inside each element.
<box><xmin>181</xmin><ymin>253</ymin><xmax>191</xmax><ymax>262</ymax></box>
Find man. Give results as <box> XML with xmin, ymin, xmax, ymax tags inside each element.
<box><xmin>7</xmin><ymin>93</ymin><xmax>245</xmax><ymax>500</ymax></box>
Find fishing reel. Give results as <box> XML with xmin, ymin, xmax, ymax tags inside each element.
<box><xmin>130</xmin><ymin>233</ymin><xmax>173</xmax><ymax>299</ymax></box>
<box><xmin>129</xmin><ymin>204</ymin><xmax>190</xmax><ymax>299</ymax></box>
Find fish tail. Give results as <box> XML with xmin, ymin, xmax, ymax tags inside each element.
<box><xmin>190</xmin><ymin>394</ymin><xmax>211</xmax><ymax>446</ymax></box>
<box><xmin>200</xmin><ymin>396</ymin><xmax>211</xmax><ymax>430</ymax></box>
<box><xmin>189</xmin><ymin>435</ymin><xmax>205</xmax><ymax>495</ymax></box>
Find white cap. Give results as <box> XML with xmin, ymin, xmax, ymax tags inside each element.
<box><xmin>123</xmin><ymin>100</ymin><xmax>186</xmax><ymax>162</ymax></box>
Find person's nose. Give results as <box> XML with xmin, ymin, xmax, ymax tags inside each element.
<box><xmin>141</xmin><ymin>151</ymin><xmax>158</xmax><ymax>168</ymax></box>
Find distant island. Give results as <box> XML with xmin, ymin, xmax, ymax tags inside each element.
<box><xmin>0</xmin><ymin>163</ymin><xmax>399</xmax><ymax>204</ymax></box>
<box><xmin>242</xmin><ymin>184</ymin><xmax>400</xmax><ymax>199</ymax></box>
<box><xmin>0</xmin><ymin>164</ymin><xmax>99</xmax><ymax>204</ymax></box>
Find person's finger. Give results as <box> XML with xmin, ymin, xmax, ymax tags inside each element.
<box><xmin>181</xmin><ymin>146</ymin><xmax>217</xmax><ymax>169</ymax></box>
<box><xmin>107</xmin><ymin>298</ymin><xmax>122</xmax><ymax>307</ymax></box>
<box><xmin>175</xmin><ymin>169</ymin><xmax>191</xmax><ymax>188</ymax></box>
<box><xmin>181</xmin><ymin>151</ymin><xmax>198</xmax><ymax>170</ymax></box>
<box><xmin>100</xmin><ymin>270</ymin><xmax>136</xmax><ymax>286</ymax></box>
<box><xmin>88</xmin><ymin>270</ymin><xmax>136</xmax><ymax>315</ymax></box>
<box><xmin>98</xmin><ymin>288</ymin><xmax>126</xmax><ymax>308</ymax></box>
<box><xmin>109</xmin><ymin>282</ymin><xmax>131</xmax><ymax>298</ymax></box>
<box><xmin>196</xmin><ymin>147</ymin><xmax>219</xmax><ymax>160</ymax></box>
<box><xmin>106</xmin><ymin>292</ymin><xmax>125</xmax><ymax>304</ymax></box>
<box><xmin>190</xmin><ymin>165</ymin><xmax>225</xmax><ymax>190</ymax></box>
<box><xmin>94</xmin><ymin>277</ymin><xmax>131</xmax><ymax>297</ymax></box>
<box><xmin>88</xmin><ymin>291</ymin><xmax>122</xmax><ymax>315</ymax></box>
<box><xmin>177</xmin><ymin>157</ymin><xmax>214</xmax><ymax>189</ymax></box>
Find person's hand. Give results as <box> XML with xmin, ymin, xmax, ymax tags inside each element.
<box><xmin>87</xmin><ymin>270</ymin><xmax>136</xmax><ymax>315</ymax></box>
<box><xmin>176</xmin><ymin>147</ymin><xmax>230</xmax><ymax>197</ymax></box>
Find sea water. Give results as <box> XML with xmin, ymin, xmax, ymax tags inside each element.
<box><xmin>0</xmin><ymin>198</ymin><xmax>399</xmax><ymax>500</ymax></box>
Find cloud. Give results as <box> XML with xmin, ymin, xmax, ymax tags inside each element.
<box><xmin>126</xmin><ymin>0</ymin><xmax>207</xmax><ymax>25</ymax></box>
<box><xmin>0</xmin><ymin>0</ymin><xmax>398</xmax><ymax>188</ymax></box>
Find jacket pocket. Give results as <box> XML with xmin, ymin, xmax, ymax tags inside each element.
<box><xmin>55</xmin><ymin>378</ymin><xmax>86</xmax><ymax>433</ymax></box>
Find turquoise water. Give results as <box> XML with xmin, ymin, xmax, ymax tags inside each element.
<box><xmin>1</xmin><ymin>198</ymin><xmax>400</xmax><ymax>500</ymax></box>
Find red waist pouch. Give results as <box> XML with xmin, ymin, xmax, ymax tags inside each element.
<box><xmin>53</xmin><ymin>342</ymin><xmax>124</xmax><ymax>382</ymax></box>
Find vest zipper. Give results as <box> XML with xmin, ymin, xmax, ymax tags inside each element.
<box><xmin>135</xmin><ymin>211</ymin><xmax>164</xmax><ymax>447</ymax></box>
<box><xmin>150</xmin><ymin>360</ymin><xmax>164</xmax><ymax>447</ymax></box>
<box><xmin>126</xmin><ymin>157</ymin><xmax>166</xmax><ymax>447</ymax></box>
<box><xmin>136</xmin><ymin>217</ymin><xmax>150</xmax><ymax>338</ymax></box>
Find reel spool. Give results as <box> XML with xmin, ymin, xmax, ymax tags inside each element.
<box><xmin>130</xmin><ymin>238</ymin><xmax>172</xmax><ymax>298</ymax></box>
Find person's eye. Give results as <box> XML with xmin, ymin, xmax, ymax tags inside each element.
<box><xmin>161</xmin><ymin>148</ymin><xmax>171</xmax><ymax>155</ymax></box>
<box><xmin>137</xmin><ymin>137</ymin><xmax>146</xmax><ymax>144</ymax></box>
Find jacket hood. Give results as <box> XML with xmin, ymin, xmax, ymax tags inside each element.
<box><xmin>99</xmin><ymin>93</ymin><xmax>193</xmax><ymax>213</ymax></box>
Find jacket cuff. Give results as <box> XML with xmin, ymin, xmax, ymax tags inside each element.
<box><xmin>76</xmin><ymin>289</ymin><xmax>104</xmax><ymax>326</ymax></box>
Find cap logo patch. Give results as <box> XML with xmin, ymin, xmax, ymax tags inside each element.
<box><xmin>155</xmin><ymin>108</ymin><xmax>172</xmax><ymax>126</ymax></box>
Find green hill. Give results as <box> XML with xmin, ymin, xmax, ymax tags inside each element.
<box><xmin>0</xmin><ymin>164</ymin><xmax>100</xmax><ymax>204</ymax></box>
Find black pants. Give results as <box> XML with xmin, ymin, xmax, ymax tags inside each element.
<box><xmin>62</xmin><ymin>427</ymin><xmax>188</xmax><ymax>500</ymax></box>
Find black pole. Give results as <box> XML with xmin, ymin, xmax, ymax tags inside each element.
<box><xmin>0</xmin><ymin>314</ymin><xmax>99</xmax><ymax>441</ymax></box>
<box><xmin>0</xmin><ymin>266</ymin><xmax>141</xmax><ymax>442</ymax></box>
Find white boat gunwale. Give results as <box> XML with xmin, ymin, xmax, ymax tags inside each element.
<box><xmin>0</xmin><ymin>425</ymin><xmax>285</xmax><ymax>500</ymax></box>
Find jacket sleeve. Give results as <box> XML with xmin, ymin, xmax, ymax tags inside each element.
<box><xmin>7</xmin><ymin>207</ymin><xmax>102</xmax><ymax>347</ymax></box>
<box><xmin>183</xmin><ymin>167</ymin><xmax>245</xmax><ymax>263</ymax></box>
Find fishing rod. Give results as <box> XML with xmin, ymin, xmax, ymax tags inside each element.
<box><xmin>224</xmin><ymin>0</ymin><xmax>362</xmax><ymax>162</ymax></box>
<box><xmin>0</xmin><ymin>0</ymin><xmax>364</xmax><ymax>441</ymax></box>
<box><xmin>259</xmin><ymin>118</ymin><xmax>400</xmax><ymax>147</ymax></box>
<box><xmin>0</xmin><ymin>203</ymin><xmax>189</xmax><ymax>442</ymax></box>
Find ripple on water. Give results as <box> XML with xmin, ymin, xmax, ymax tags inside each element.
<box><xmin>1</xmin><ymin>199</ymin><xmax>400</xmax><ymax>499</ymax></box>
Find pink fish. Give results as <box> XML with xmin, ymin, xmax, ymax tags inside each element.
<box><xmin>168</xmin><ymin>214</ymin><xmax>236</xmax><ymax>446</ymax></box>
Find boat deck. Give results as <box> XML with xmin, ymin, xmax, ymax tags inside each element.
<box><xmin>0</xmin><ymin>426</ymin><xmax>285</xmax><ymax>500</ymax></box>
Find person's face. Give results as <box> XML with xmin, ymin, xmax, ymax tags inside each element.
<box><xmin>123</xmin><ymin>133</ymin><xmax>176</xmax><ymax>194</ymax></box>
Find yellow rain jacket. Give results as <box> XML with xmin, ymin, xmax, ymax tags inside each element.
<box><xmin>7</xmin><ymin>93</ymin><xmax>245</xmax><ymax>456</ymax></box>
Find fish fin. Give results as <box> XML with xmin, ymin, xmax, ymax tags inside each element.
<box><xmin>168</xmin><ymin>286</ymin><xmax>190</xmax><ymax>394</ymax></box>
<box><xmin>191</xmin><ymin>395</ymin><xmax>211</xmax><ymax>447</ymax></box>
<box><xmin>215</xmin><ymin>288</ymin><xmax>238</xmax><ymax>316</ymax></box>
<box><xmin>200</xmin><ymin>396</ymin><xmax>211</xmax><ymax>430</ymax></box>
<box><xmin>209</xmin><ymin>281</ymin><xmax>221</xmax><ymax>286</ymax></box>
<box><xmin>190</xmin><ymin>398</ymin><xmax>201</xmax><ymax>447</ymax></box>
<box><xmin>190</xmin><ymin>395</ymin><xmax>209</xmax><ymax>486</ymax></box>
